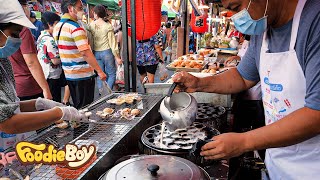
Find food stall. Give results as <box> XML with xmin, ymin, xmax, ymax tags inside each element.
<box><xmin>0</xmin><ymin>93</ymin><xmax>230</xmax><ymax>179</ymax></box>
<box><xmin>0</xmin><ymin>0</ymin><xmax>260</xmax><ymax>179</ymax></box>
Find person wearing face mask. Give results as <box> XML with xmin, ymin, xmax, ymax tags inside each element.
<box><xmin>172</xmin><ymin>0</ymin><xmax>320</xmax><ymax>179</ymax></box>
<box><xmin>53</xmin><ymin>0</ymin><xmax>107</xmax><ymax>109</ymax></box>
<box><xmin>0</xmin><ymin>0</ymin><xmax>85</xmax><ymax>152</ymax></box>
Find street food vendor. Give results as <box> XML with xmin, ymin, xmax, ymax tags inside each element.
<box><xmin>173</xmin><ymin>0</ymin><xmax>320</xmax><ymax>178</ymax></box>
<box><xmin>0</xmin><ymin>0</ymin><xmax>84</xmax><ymax>152</ymax></box>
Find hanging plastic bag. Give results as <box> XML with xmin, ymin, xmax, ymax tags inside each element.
<box><xmin>116</xmin><ymin>64</ymin><xmax>125</xmax><ymax>85</ymax></box>
<box><xmin>164</xmin><ymin>46</ymin><xmax>172</xmax><ymax>55</ymax></box>
<box><xmin>159</xmin><ymin>63</ymin><xmax>168</xmax><ymax>81</ymax></box>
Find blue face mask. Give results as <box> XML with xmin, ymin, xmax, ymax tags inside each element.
<box><xmin>231</xmin><ymin>0</ymin><xmax>268</xmax><ymax>35</ymax></box>
<box><xmin>0</xmin><ymin>30</ymin><xmax>22</xmax><ymax>58</ymax></box>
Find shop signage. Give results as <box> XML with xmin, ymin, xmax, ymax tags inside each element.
<box><xmin>15</xmin><ymin>142</ymin><xmax>96</xmax><ymax>169</ymax></box>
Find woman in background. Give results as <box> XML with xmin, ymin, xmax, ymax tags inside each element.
<box><xmin>37</xmin><ymin>12</ymin><xmax>71</xmax><ymax>105</ymax></box>
<box><xmin>136</xmin><ymin>34</ymin><xmax>161</xmax><ymax>84</ymax></box>
<box><xmin>89</xmin><ymin>5</ymin><xmax>122</xmax><ymax>92</ymax></box>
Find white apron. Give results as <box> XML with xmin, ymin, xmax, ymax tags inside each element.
<box><xmin>0</xmin><ymin>63</ymin><xmax>36</xmax><ymax>152</ymax></box>
<box><xmin>259</xmin><ymin>0</ymin><xmax>320</xmax><ymax>179</ymax></box>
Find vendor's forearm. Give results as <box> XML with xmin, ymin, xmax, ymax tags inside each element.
<box><xmin>197</xmin><ymin>68</ymin><xmax>255</xmax><ymax>94</ymax></box>
<box><xmin>0</xmin><ymin>107</ymin><xmax>62</xmax><ymax>134</ymax></box>
<box><xmin>81</xmin><ymin>49</ymin><xmax>103</xmax><ymax>73</ymax></box>
<box><xmin>244</xmin><ymin>107</ymin><xmax>320</xmax><ymax>151</ymax></box>
<box><xmin>20</xmin><ymin>100</ymin><xmax>37</xmax><ymax>112</ymax></box>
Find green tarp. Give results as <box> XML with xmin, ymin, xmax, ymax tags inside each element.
<box><xmin>86</xmin><ymin>0</ymin><xmax>120</xmax><ymax>11</ymax></box>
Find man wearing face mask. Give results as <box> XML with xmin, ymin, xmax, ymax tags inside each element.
<box><xmin>173</xmin><ymin>0</ymin><xmax>320</xmax><ymax>179</ymax></box>
<box><xmin>0</xmin><ymin>0</ymin><xmax>85</xmax><ymax>152</ymax></box>
<box><xmin>53</xmin><ymin>0</ymin><xmax>107</xmax><ymax>109</ymax></box>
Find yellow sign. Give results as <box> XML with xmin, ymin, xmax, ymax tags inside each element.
<box><xmin>15</xmin><ymin>142</ymin><xmax>96</xmax><ymax>169</ymax></box>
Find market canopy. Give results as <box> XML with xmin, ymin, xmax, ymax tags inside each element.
<box><xmin>85</xmin><ymin>0</ymin><xmax>120</xmax><ymax>11</ymax></box>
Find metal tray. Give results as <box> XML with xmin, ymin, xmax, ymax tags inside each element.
<box><xmin>85</xmin><ymin>93</ymin><xmax>163</xmax><ymax>125</ymax></box>
<box><xmin>166</xmin><ymin>61</ymin><xmax>207</xmax><ymax>72</ymax></box>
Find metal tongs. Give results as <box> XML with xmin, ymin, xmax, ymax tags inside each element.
<box><xmin>100</xmin><ymin>81</ymin><xmax>112</xmax><ymax>96</ymax></box>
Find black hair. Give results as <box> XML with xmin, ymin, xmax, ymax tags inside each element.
<box><xmin>41</xmin><ymin>12</ymin><xmax>61</xmax><ymax>29</ymax></box>
<box><xmin>244</xmin><ymin>35</ymin><xmax>251</xmax><ymax>41</ymax></box>
<box><xmin>165</xmin><ymin>22</ymin><xmax>171</xmax><ymax>28</ymax></box>
<box><xmin>61</xmin><ymin>0</ymin><xmax>78</xmax><ymax>14</ymax></box>
<box><xmin>30</xmin><ymin>11</ymin><xmax>36</xmax><ymax>19</ymax></box>
<box><xmin>0</xmin><ymin>23</ymin><xmax>21</xmax><ymax>31</ymax></box>
<box><xmin>175</xmin><ymin>21</ymin><xmax>181</xmax><ymax>28</ymax></box>
<box><xmin>0</xmin><ymin>23</ymin><xmax>12</xmax><ymax>31</ymax></box>
<box><xmin>93</xmin><ymin>4</ymin><xmax>107</xmax><ymax>19</ymax></box>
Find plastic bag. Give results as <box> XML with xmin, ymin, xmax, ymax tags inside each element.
<box><xmin>164</xmin><ymin>46</ymin><xmax>172</xmax><ymax>55</ymax></box>
<box><xmin>159</xmin><ymin>63</ymin><xmax>168</xmax><ymax>81</ymax></box>
<box><xmin>115</xmin><ymin>64</ymin><xmax>125</xmax><ymax>85</ymax></box>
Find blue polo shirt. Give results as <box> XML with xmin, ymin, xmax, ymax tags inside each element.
<box><xmin>237</xmin><ymin>0</ymin><xmax>320</xmax><ymax>111</ymax></box>
<box><xmin>31</xmin><ymin>19</ymin><xmax>44</xmax><ymax>41</ymax></box>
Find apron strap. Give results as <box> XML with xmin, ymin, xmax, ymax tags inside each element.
<box><xmin>289</xmin><ymin>0</ymin><xmax>307</xmax><ymax>50</ymax></box>
<box><xmin>261</xmin><ymin>31</ymin><xmax>269</xmax><ymax>52</ymax></box>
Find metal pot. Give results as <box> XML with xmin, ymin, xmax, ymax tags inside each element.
<box><xmin>159</xmin><ymin>83</ymin><xmax>198</xmax><ymax>131</ymax></box>
<box><xmin>102</xmin><ymin>155</ymin><xmax>210</xmax><ymax>180</ymax></box>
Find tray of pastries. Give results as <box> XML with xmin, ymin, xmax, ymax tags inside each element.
<box><xmin>166</xmin><ymin>59</ymin><xmax>207</xmax><ymax>72</ymax></box>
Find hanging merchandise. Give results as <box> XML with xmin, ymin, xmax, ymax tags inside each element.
<box><xmin>190</xmin><ymin>10</ymin><xmax>208</xmax><ymax>34</ymax></box>
<box><xmin>127</xmin><ymin>0</ymin><xmax>161</xmax><ymax>40</ymax></box>
<box><xmin>43</xmin><ymin>1</ymin><xmax>53</xmax><ymax>12</ymax></box>
<box><xmin>51</xmin><ymin>2</ymin><xmax>62</xmax><ymax>14</ymax></box>
<box><xmin>115</xmin><ymin>64</ymin><xmax>125</xmax><ymax>85</ymax></box>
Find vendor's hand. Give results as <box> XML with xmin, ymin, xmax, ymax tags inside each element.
<box><xmin>200</xmin><ymin>133</ymin><xmax>249</xmax><ymax>160</ymax></box>
<box><xmin>57</xmin><ymin>106</ymin><xmax>86</xmax><ymax>122</ymax></box>
<box><xmin>172</xmin><ymin>71</ymin><xmax>200</xmax><ymax>93</ymax></box>
<box><xmin>97</xmin><ymin>71</ymin><xmax>107</xmax><ymax>81</ymax></box>
<box><xmin>43</xmin><ymin>89</ymin><xmax>53</xmax><ymax>100</ymax></box>
<box><xmin>35</xmin><ymin>97</ymin><xmax>65</xmax><ymax>111</ymax></box>
<box><xmin>224</xmin><ymin>56</ymin><xmax>240</xmax><ymax>67</ymax></box>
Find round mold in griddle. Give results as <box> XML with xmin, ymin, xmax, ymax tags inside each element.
<box><xmin>141</xmin><ymin>122</ymin><xmax>220</xmax><ymax>154</ymax></box>
<box><xmin>194</xmin><ymin>123</ymin><xmax>204</xmax><ymax>129</ymax></box>
<box><xmin>146</xmin><ymin>134</ymin><xmax>153</xmax><ymax>139</ymax></box>
<box><xmin>196</xmin><ymin>104</ymin><xmax>226</xmax><ymax>123</ymax></box>
<box><xmin>176</xmin><ymin>129</ymin><xmax>188</xmax><ymax>133</ymax></box>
